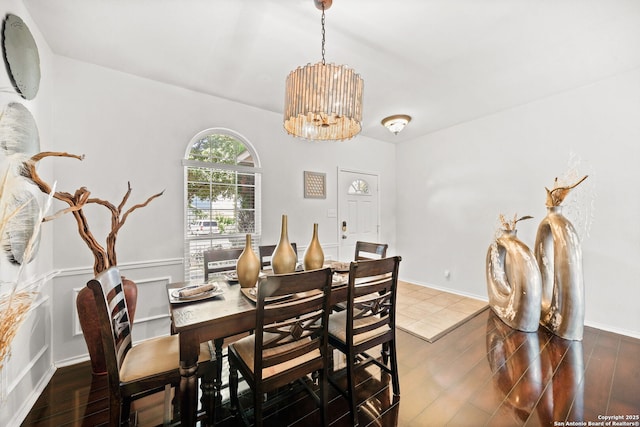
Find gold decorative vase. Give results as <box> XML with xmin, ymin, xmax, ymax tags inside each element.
<box><xmin>236</xmin><ymin>234</ymin><xmax>260</xmax><ymax>288</ymax></box>
<box><xmin>271</xmin><ymin>214</ymin><xmax>297</xmax><ymax>274</ymax></box>
<box><xmin>303</xmin><ymin>223</ymin><xmax>324</xmax><ymax>270</ymax></box>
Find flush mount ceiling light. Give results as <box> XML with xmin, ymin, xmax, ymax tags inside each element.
<box><xmin>381</xmin><ymin>114</ymin><xmax>412</xmax><ymax>135</ymax></box>
<box><xmin>284</xmin><ymin>0</ymin><xmax>364</xmax><ymax>142</ymax></box>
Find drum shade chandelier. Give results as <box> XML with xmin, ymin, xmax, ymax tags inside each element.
<box><xmin>284</xmin><ymin>0</ymin><xmax>364</xmax><ymax>141</ymax></box>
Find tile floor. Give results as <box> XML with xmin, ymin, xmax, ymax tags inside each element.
<box><xmin>396</xmin><ymin>281</ymin><xmax>488</xmax><ymax>341</ymax></box>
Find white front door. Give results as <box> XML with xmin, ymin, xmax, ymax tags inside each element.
<box><xmin>337</xmin><ymin>169</ymin><xmax>380</xmax><ymax>261</ymax></box>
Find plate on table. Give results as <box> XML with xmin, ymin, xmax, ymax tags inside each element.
<box><xmin>240</xmin><ymin>287</ymin><xmax>293</xmax><ymax>304</ymax></box>
<box><xmin>224</xmin><ymin>271</ymin><xmax>267</xmax><ymax>284</ymax></box>
<box><xmin>332</xmin><ymin>273</ymin><xmax>347</xmax><ymax>287</ymax></box>
<box><xmin>328</xmin><ymin>261</ymin><xmax>350</xmax><ymax>273</ymax></box>
<box><xmin>169</xmin><ymin>283</ymin><xmax>224</xmax><ymax>304</ymax></box>
<box><xmin>225</xmin><ymin>271</ymin><xmax>239</xmax><ymax>283</ymax></box>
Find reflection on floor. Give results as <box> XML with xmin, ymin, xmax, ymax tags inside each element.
<box><xmin>396</xmin><ymin>281</ymin><xmax>488</xmax><ymax>342</ymax></box>
<box><xmin>22</xmin><ymin>309</ymin><xmax>640</xmax><ymax>426</ymax></box>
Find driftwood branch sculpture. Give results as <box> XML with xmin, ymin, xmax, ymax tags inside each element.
<box><xmin>21</xmin><ymin>151</ymin><xmax>164</xmax><ymax>275</ymax></box>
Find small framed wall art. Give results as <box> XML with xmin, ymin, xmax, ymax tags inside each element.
<box><xmin>304</xmin><ymin>171</ymin><xmax>326</xmax><ymax>199</ymax></box>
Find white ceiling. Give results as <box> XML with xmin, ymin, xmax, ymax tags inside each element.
<box><xmin>23</xmin><ymin>0</ymin><xmax>640</xmax><ymax>143</ymax></box>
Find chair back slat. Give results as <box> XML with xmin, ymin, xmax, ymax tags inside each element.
<box><xmin>354</xmin><ymin>241</ymin><xmax>388</xmax><ymax>261</ymax></box>
<box><xmin>203</xmin><ymin>248</ymin><xmax>243</xmax><ymax>281</ymax></box>
<box><xmin>258</xmin><ymin>243</ymin><xmax>298</xmax><ymax>268</ymax></box>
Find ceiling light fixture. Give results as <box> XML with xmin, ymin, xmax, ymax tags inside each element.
<box><xmin>284</xmin><ymin>0</ymin><xmax>364</xmax><ymax>141</ymax></box>
<box><xmin>381</xmin><ymin>114</ymin><xmax>412</xmax><ymax>135</ymax></box>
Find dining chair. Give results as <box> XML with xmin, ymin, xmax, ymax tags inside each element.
<box><xmin>332</xmin><ymin>241</ymin><xmax>389</xmax><ymax>313</ymax></box>
<box><xmin>354</xmin><ymin>241</ymin><xmax>388</xmax><ymax>261</ymax></box>
<box><xmin>258</xmin><ymin>242</ymin><xmax>298</xmax><ymax>269</ymax></box>
<box><xmin>87</xmin><ymin>266</ymin><xmax>216</xmax><ymax>426</ymax></box>
<box><xmin>203</xmin><ymin>247</ymin><xmax>244</xmax><ymax>281</ymax></box>
<box><xmin>328</xmin><ymin>256</ymin><xmax>402</xmax><ymax>427</ymax></box>
<box><xmin>228</xmin><ymin>267</ymin><xmax>333</xmax><ymax>427</ymax></box>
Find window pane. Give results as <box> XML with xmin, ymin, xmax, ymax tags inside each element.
<box><xmin>189</xmin><ymin>134</ymin><xmax>256</xmax><ymax>166</ymax></box>
<box><xmin>185</xmin><ymin>131</ymin><xmax>260</xmax><ymax>281</ymax></box>
<box><xmin>348</xmin><ymin>178</ymin><xmax>370</xmax><ymax>195</ymax></box>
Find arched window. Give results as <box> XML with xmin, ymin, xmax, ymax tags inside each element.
<box><xmin>348</xmin><ymin>178</ymin><xmax>370</xmax><ymax>195</ymax></box>
<box><xmin>183</xmin><ymin>129</ymin><xmax>261</xmax><ymax>280</ymax></box>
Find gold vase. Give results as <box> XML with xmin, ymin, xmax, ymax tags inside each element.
<box><xmin>304</xmin><ymin>223</ymin><xmax>324</xmax><ymax>270</ymax></box>
<box><xmin>236</xmin><ymin>234</ymin><xmax>260</xmax><ymax>288</ymax></box>
<box><xmin>271</xmin><ymin>214</ymin><xmax>297</xmax><ymax>274</ymax></box>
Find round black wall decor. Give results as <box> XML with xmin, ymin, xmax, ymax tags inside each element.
<box><xmin>2</xmin><ymin>14</ymin><xmax>41</xmax><ymax>100</ymax></box>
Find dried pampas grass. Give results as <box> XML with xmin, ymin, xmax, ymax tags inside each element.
<box><xmin>0</xmin><ymin>290</ymin><xmax>37</xmax><ymax>370</ymax></box>
<box><xmin>1</xmin><ymin>101</ymin><xmax>57</xmax><ymax>373</ymax></box>
<box><xmin>0</xmin><ymin>168</ymin><xmax>57</xmax><ymax>371</ymax></box>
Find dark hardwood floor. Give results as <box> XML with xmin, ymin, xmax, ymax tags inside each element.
<box><xmin>21</xmin><ymin>308</ymin><xmax>640</xmax><ymax>426</ymax></box>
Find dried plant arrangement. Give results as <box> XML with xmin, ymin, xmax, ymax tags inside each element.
<box><xmin>21</xmin><ymin>151</ymin><xmax>164</xmax><ymax>275</ymax></box>
<box><xmin>1</xmin><ymin>150</ymin><xmax>163</xmax><ymax>374</ymax></box>
<box><xmin>0</xmin><ymin>163</ymin><xmax>57</xmax><ymax>372</ymax></box>
<box><xmin>545</xmin><ymin>175</ymin><xmax>588</xmax><ymax>207</ymax></box>
<box><xmin>498</xmin><ymin>213</ymin><xmax>534</xmax><ymax>231</ymax></box>
<box><xmin>489</xmin><ymin>213</ymin><xmax>534</xmax><ymax>267</ymax></box>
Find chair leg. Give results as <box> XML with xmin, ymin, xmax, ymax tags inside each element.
<box><xmin>171</xmin><ymin>384</ymin><xmax>181</xmax><ymax>419</ymax></box>
<box><xmin>254</xmin><ymin>384</ymin><xmax>263</xmax><ymax>427</ymax></box>
<box><xmin>229</xmin><ymin>358</ymin><xmax>239</xmax><ymax>412</ymax></box>
<box><xmin>120</xmin><ymin>396</ymin><xmax>132</xmax><ymax>426</ymax></box>
<box><xmin>381</xmin><ymin>342</ymin><xmax>390</xmax><ymax>364</ymax></box>
<box><xmin>200</xmin><ymin>362</ymin><xmax>218</xmax><ymax>426</ymax></box>
<box><xmin>389</xmin><ymin>340</ymin><xmax>400</xmax><ymax>396</ymax></box>
<box><xmin>346</xmin><ymin>353</ymin><xmax>359</xmax><ymax>427</ymax></box>
<box><xmin>319</xmin><ymin>367</ymin><xmax>328</xmax><ymax>426</ymax></box>
<box><xmin>163</xmin><ymin>384</ymin><xmax>173</xmax><ymax>425</ymax></box>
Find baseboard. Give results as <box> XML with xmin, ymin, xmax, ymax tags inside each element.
<box><xmin>585</xmin><ymin>320</ymin><xmax>640</xmax><ymax>340</ymax></box>
<box><xmin>399</xmin><ymin>277</ymin><xmax>488</xmax><ymax>302</ymax></box>
<box><xmin>55</xmin><ymin>354</ymin><xmax>91</xmax><ymax>369</ymax></box>
<box><xmin>10</xmin><ymin>364</ymin><xmax>56</xmax><ymax>427</ymax></box>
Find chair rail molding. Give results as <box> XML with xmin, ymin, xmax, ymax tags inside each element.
<box><xmin>55</xmin><ymin>257</ymin><xmax>184</xmax><ymax>278</ymax></box>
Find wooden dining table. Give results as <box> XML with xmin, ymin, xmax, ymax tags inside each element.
<box><xmin>167</xmin><ymin>267</ymin><xmax>348</xmax><ymax>426</ymax></box>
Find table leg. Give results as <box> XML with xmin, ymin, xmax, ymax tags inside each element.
<box><xmin>179</xmin><ymin>334</ymin><xmax>200</xmax><ymax>427</ymax></box>
<box><xmin>179</xmin><ymin>361</ymin><xmax>198</xmax><ymax>426</ymax></box>
<box><xmin>200</xmin><ymin>354</ymin><xmax>217</xmax><ymax>427</ymax></box>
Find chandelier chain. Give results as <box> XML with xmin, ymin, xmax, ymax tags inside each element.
<box><xmin>321</xmin><ymin>4</ymin><xmax>326</xmax><ymax>65</ymax></box>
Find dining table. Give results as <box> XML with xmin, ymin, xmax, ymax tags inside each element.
<box><xmin>167</xmin><ymin>263</ymin><xmax>350</xmax><ymax>426</ymax></box>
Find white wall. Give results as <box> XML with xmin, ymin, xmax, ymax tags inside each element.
<box><xmin>0</xmin><ymin>1</ymin><xmax>56</xmax><ymax>425</ymax></box>
<box><xmin>396</xmin><ymin>66</ymin><xmax>640</xmax><ymax>338</ymax></box>
<box><xmin>48</xmin><ymin>56</ymin><xmax>397</xmax><ymax>366</ymax></box>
